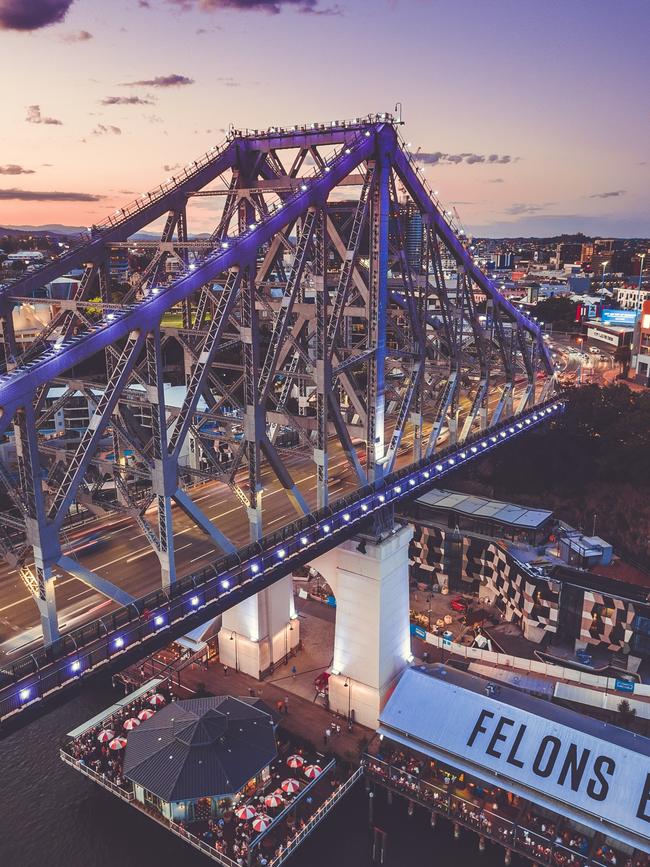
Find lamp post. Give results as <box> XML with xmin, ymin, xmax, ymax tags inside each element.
<box><xmin>344</xmin><ymin>677</ymin><xmax>352</xmax><ymax>729</ymax></box>
<box><xmin>601</xmin><ymin>260</ymin><xmax>609</xmax><ymax>294</ymax></box>
<box><xmin>229</xmin><ymin>630</ymin><xmax>238</xmax><ymax>670</ymax></box>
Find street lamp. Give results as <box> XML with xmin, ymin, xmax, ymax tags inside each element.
<box><xmin>637</xmin><ymin>253</ymin><xmax>646</xmax><ymax>312</ymax></box>
<box><xmin>229</xmin><ymin>630</ymin><xmax>239</xmax><ymax>670</ymax></box>
<box><xmin>601</xmin><ymin>261</ymin><xmax>609</xmax><ymax>294</ymax></box>
<box><xmin>344</xmin><ymin>677</ymin><xmax>352</xmax><ymax>728</ymax></box>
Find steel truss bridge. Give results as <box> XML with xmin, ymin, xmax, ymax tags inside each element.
<box><xmin>0</xmin><ymin>113</ymin><xmax>560</xmax><ymax>721</ymax></box>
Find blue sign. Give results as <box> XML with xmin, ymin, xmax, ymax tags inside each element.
<box><xmin>410</xmin><ymin>624</ymin><xmax>427</xmax><ymax>639</ymax></box>
<box><xmin>601</xmin><ymin>309</ymin><xmax>639</xmax><ymax>327</ymax></box>
<box><xmin>326</xmin><ymin>595</ymin><xmax>336</xmax><ymax>608</ymax></box>
<box><xmin>615</xmin><ymin>678</ymin><xmax>635</xmax><ymax>693</ymax></box>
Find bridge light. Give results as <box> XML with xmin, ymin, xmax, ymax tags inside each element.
<box><xmin>490</xmin><ymin>436</ymin><xmax>497</xmax><ymax>443</ymax></box>
<box><xmin>300</xmin><ymin>535</ymin><xmax>309</xmax><ymax>546</ymax></box>
<box><xmin>448</xmin><ymin>458</ymin><xmax>455</xmax><ymax>465</ymax></box>
<box><xmin>343</xmin><ymin>513</ymin><xmax>351</xmax><ymax>522</ymax></box>
<box><xmin>221</xmin><ymin>241</ymin><xmax>229</xmax><ymax>249</ymax></box>
<box><xmin>249</xmin><ymin>223</ymin><xmax>257</xmax><ymax>230</ymax></box>
<box><xmin>301</xmin><ymin>184</ymin><xmax>308</xmax><ymax>191</ymax></box>
<box><xmin>365</xmin><ymin>131</ymin><xmax>371</xmax><ymax>137</ymax></box>
<box><xmin>525</xmin><ymin>419</ymin><xmax>531</xmax><ymax>425</ymax></box>
<box><xmin>361</xmin><ymin>503</ymin><xmax>369</xmax><ymax>512</ymax></box>
<box><xmin>345</xmin><ymin>148</ymin><xmax>351</xmax><ymax>154</ymax></box>
<box><xmin>251</xmin><ymin>562</ymin><xmax>260</xmax><ymax>574</ymax></box>
<box><xmin>423</xmin><ymin>470</ymin><xmax>430</xmax><ymax>478</ymax></box>
<box><xmin>114</xmin><ymin>636</ymin><xmax>124</xmax><ymax>649</ymax></box>
<box><xmin>277</xmin><ymin>548</ymin><xmax>287</xmax><ymax>559</ymax></box>
<box><xmin>221</xmin><ymin>579</ymin><xmax>230</xmax><ymax>590</ymax></box>
<box><xmin>378</xmin><ymin>494</ymin><xmax>386</xmax><ymax>503</ymax></box>
<box><xmin>394</xmin><ymin>485</ymin><xmax>401</xmax><ymax>494</ymax></box>
<box><xmin>71</xmin><ymin>660</ymin><xmax>81</xmax><ymax>673</ymax></box>
<box><xmin>499</xmin><ymin>431</ymin><xmax>507</xmax><ymax>438</ymax></box>
<box><xmin>533</xmin><ymin>414</ymin><xmax>539</xmax><ymax>420</ymax></box>
<box><xmin>516</xmin><ymin>422</ymin><xmax>523</xmax><ymax>429</ymax></box>
<box><xmin>19</xmin><ymin>688</ymin><xmax>30</xmax><ymax>701</ymax></box>
<box><xmin>460</xmin><ymin>452</ymin><xmax>467</xmax><ymax>459</ymax></box>
<box><xmin>509</xmin><ymin>427</ymin><xmax>515</xmax><ymax>433</ymax></box>
<box><xmin>154</xmin><ymin>615</ymin><xmax>164</xmax><ymax>627</ymax></box>
<box><xmin>190</xmin><ymin>596</ymin><xmax>200</xmax><ymax>606</ymax></box>
<box><xmin>323</xmin><ymin>524</ymin><xmax>331</xmax><ymax>533</ymax></box>
<box><xmin>324</xmin><ymin>166</ymin><xmax>331</xmax><ymax>173</ymax></box>
<box><xmin>409</xmin><ymin>478</ymin><xmax>416</xmax><ymax>486</ymax></box>
<box><xmin>189</xmin><ymin>264</ymin><xmax>196</xmax><ymax>271</ymax></box>
<box><xmin>106</xmin><ymin>313</ymin><xmax>115</xmax><ymax>321</ymax></box>
<box><xmin>436</xmin><ymin>464</ymin><xmax>443</xmax><ymax>472</ymax></box>
<box><xmin>152</xmin><ymin>287</ymin><xmax>159</xmax><ymax>294</ymax></box>
<box><xmin>470</xmin><ymin>445</ymin><xmax>478</xmax><ymax>453</ymax></box>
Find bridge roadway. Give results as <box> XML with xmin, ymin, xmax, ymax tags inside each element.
<box><xmin>0</xmin><ymin>382</ymin><xmax>533</xmax><ymax>658</ymax></box>
<box><xmin>0</xmin><ymin>398</ymin><xmax>564</xmax><ymax>725</ymax></box>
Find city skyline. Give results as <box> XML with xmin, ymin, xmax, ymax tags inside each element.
<box><xmin>0</xmin><ymin>0</ymin><xmax>649</xmax><ymax>237</ymax></box>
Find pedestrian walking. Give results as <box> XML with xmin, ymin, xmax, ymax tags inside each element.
<box><xmin>277</xmin><ymin>699</ymin><xmax>284</xmax><ymax>715</ymax></box>
<box><xmin>324</xmin><ymin>727</ymin><xmax>331</xmax><ymax>746</ymax></box>
<box><xmin>283</xmin><ymin>696</ymin><xmax>290</xmax><ymax>715</ymax></box>
<box><xmin>291</xmin><ymin>665</ymin><xmax>297</xmax><ymax>679</ymax></box>
<box><xmin>335</xmin><ymin>723</ymin><xmax>341</xmax><ymax>736</ymax></box>
<box><xmin>223</xmin><ymin>665</ymin><xmax>229</xmax><ymax>676</ymax></box>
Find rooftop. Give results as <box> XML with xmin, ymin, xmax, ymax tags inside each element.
<box><xmin>415</xmin><ymin>488</ymin><xmax>553</xmax><ymax>530</ymax></box>
<box><xmin>122</xmin><ymin>696</ymin><xmax>277</xmax><ymax>803</ymax></box>
<box><xmin>379</xmin><ymin>664</ymin><xmax>650</xmax><ymax>850</ymax></box>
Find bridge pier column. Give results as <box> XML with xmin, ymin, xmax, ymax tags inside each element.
<box><xmin>33</xmin><ymin>562</ymin><xmax>59</xmax><ymax>645</ymax></box>
<box><xmin>217</xmin><ymin>575</ymin><xmax>299</xmax><ymax>678</ymax></box>
<box><xmin>314</xmin><ymin>524</ymin><xmax>412</xmax><ymax>729</ymax></box>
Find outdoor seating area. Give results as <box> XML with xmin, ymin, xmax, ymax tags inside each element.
<box><xmin>364</xmin><ymin>742</ymin><xmax>649</xmax><ymax>867</ymax></box>
<box><xmin>62</xmin><ymin>680</ymin><xmax>354</xmax><ymax>867</ymax></box>
<box><xmin>65</xmin><ymin>683</ymin><xmax>175</xmax><ymax>789</ymax></box>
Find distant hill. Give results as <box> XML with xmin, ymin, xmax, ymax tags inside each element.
<box><xmin>0</xmin><ymin>224</ymin><xmax>86</xmax><ymax>237</ymax></box>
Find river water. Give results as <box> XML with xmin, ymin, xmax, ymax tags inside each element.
<box><xmin>0</xmin><ymin>677</ymin><xmax>521</xmax><ymax>867</ymax></box>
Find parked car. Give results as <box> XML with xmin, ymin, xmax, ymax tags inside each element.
<box><xmin>450</xmin><ymin>596</ymin><xmax>468</xmax><ymax>612</ymax></box>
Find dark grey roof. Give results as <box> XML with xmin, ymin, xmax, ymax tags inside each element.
<box><xmin>122</xmin><ymin>696</ymin><xmax>277</xmax><ymax>803</ymax></box>
<box><xmin>416</xmin><ymin>488</ymin><xmax>553</xmax><ymax>530</ymax></box>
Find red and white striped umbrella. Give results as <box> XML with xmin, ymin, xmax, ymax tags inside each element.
<box><xmin>97</xmin><ymin>729</ymin><xmax>114</xmax><ymax>743</ymax></box>
<box><xmin>286</xmin><ymin>754</ymin><xmax>304</xmax><ymax>768</ymax></box>
<box><xmin>281</xmin><ymin>778</ymin><xmax>300</xmax><ymax>794</ymax></box>
<box><xmin>264</xmin><ymin>793</ymin><xmax>284</xmax><ymax>809</ymax></box>
<box><xmin>138</xmin><ymin>708</ymin><xmax>155</xmax><ymax>721</ymax></box>
<box><xmin>252</xmin><ymin>814</ymin><xmax>272</xmax><ymax>833</ymax></box>
<box><xmin>123</xmin><ymin>717</ymin><xmax>140</xmax><ymax>730</ymax></box>
<box><xmin>304</xmin><ymin>764</ymin><xmax>322</xmax><ymax>779</ymax></box>
<box><xmin>109</xmin><ymin>736</ymin><xmax>128</xmax><ymax>750</ymax></box>
<box><xmin>235</xmin><ymin>805</ymin><xmax>256</xmax><ymax>820</ymax></box>
<box><xmin>148</xmin><ymin>693</ymin><xmax>166</xmax><ymax>707</ymax></box>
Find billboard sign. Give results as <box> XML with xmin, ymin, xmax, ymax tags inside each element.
<box><xmin>380</xmin><ymin>667</ymin><xmax>650</xmax><ymax>843</ymax></box>
<box><xmin>601</xmin><ymin>309</ymin><xmax>639</xmax><ymax>327</ymax></box>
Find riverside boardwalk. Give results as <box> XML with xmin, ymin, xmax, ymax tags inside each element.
<box><xmin>175</xmin><ymin>655</ymin><xmax>372</xmax><ymax>765</ymax></box>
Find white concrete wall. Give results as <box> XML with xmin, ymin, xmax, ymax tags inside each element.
<box><xmin>218</xmin><ymin>575</ymin><xmax>299</xmax><ymax>678</ymax></box>
<box><xmin>327</xmin><ymin>524</ymin><xmax>413</xmax><ymax>728</ymax></box>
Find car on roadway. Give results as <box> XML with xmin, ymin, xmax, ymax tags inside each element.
<box><xmin>450</xmin><ymin>596</ymin><xmax>468</xmax><ymax>613</ymax></box>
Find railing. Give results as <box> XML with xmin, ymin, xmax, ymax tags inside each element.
<box><xmin>362</xmin><ymin>758</ymin><xmax>631</xmax><ymax>867</ymax></box>
<box><xmin>0</xmin><ymin>398</ymin><xmax>564</xmax><ymax>723</ymax></box>
<box><xmin>269</xmin><ymin>766</ymin><xmax>364</xmax><ymax>866</ymax></box>
<box><xmin>168</xmin><ymin>821</ymin><xmax>240</xmax><ymax>867</ymax></box>
<box><xmin>59</xmin><ymin>750</ymin><xmax>134</xmax><ymax>802</ymax></box>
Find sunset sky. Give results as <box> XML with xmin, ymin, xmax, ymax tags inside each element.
<box><xmin>0</xmin><ymin>0</ymin><xmax>648</xmax><ymax>237</ymax></box>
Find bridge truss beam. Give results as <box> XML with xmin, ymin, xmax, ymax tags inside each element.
<box><xmin>0</xmin><ymin>115</ymin><xmax>557</xmax><ymax>646</ymax></box>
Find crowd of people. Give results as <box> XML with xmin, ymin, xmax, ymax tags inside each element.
<box><xmin>66</xmin><ymin>685</ymin><xmax>175</xmax><ymax>789</ymax></box>
<box><xmin>366</xmin><ymin>744</ymin><xmax>649</xmax><ymax>867</ymax></box>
